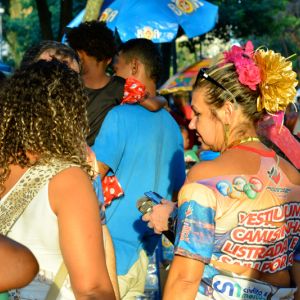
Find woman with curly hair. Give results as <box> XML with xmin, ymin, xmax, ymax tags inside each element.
<box><xmin>0</xmin><ymin>60</ymin><xmax>115</xmax><ymax>300</ymax></box>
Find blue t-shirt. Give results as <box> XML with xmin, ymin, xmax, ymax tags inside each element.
<box><xmin>92</xmin><ymin>105</ymin><xmax>186</xmax><ymax>275</ymax></box>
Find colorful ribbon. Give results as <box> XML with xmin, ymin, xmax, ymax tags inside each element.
<box><xmin>258</xmin><ymin>111</ymin><xmax>300</xmax><ymax>169</ymax></box>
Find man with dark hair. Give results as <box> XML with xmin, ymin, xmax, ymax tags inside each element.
<box><xmin>66</xmin><ymin>21</ymin><xmax>165</xmax><ymax>147</ymax></box>
<box><xmin>115</xmin><ymin>38</ymin><xmax>162</xmax><ymax>84</ymax></box>
<box><xmin>93</xmin><ymin>38</ymin><xmax>186</xmax><ymax>299</ymax></box>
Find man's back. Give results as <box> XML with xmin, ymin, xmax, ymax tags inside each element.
<box><xmin>92</xmin><ymin>104</ymin><xmax>185</xmax><ymax>275</ymax></box>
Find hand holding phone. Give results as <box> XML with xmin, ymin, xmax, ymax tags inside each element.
<box><xmin>144</xmin><ymin>191</ymin><xmax>163</xmax><ymax>204</ymax></box>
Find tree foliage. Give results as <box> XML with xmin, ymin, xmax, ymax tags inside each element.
<box><xmin>176</xmin><ymin>0</ymin><xmax>300</xmax><ymax>77</ymax></box>
<box><xmin>211</xmin><ymin>0</ymin><xmax>300</xmax><ymax>74</ymax></box>
<box><xmin>3</xmin><ymin>0</ymin><xmax>86</xmax><ymax>66</ymax></box>
<box><xmin>3</xmin><ymin>0</ymin><xmax>300</xmax><ymax>77</ymax></box>
<box><xmin>83</xmin><ymin>0</ymin><xmax>103</xmax><ymax>21</ymax></box>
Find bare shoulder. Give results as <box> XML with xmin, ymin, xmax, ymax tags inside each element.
<box><xmin>187</xmin><ymin>159</ymin><xmax>222</xmax><ymax>182</ymax></box>
<box><xmin>49</xmin><ymin>166</ymin><xmax>94</xmax><ymax>213</ymax></box>
<box><xmin>186</xmin><ymin>149</ymin><xmax>261</xmax><ymax>182</ymax></box>
<box><xmin>278</xmin><ymin>157</ymin><xmax>300</xmax><ymax>185</ymax></box>
<box><xmin>50</xmin><ymin>166</ymin><xmax>91</xmax><ymax>190</ymax></box>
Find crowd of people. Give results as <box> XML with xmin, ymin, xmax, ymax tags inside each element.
<box><xmin>0</xmin><ymin>20</ymin><xmax>299</xmax><ymax>300</ymax></box>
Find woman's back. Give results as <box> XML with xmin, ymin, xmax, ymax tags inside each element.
<box><xmin>177</xmin><ymin>145</ymin><xmax>300</xmax><ymax>298</ymax></box>
<box><xmin>0</xmin><ymin>61</ymin><xmax>115</xmax><ymax>300</ymax></box>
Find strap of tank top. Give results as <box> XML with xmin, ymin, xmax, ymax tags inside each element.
<box><xmin>230</xmin><ymin>144</ymin><xmax>276</xmax><ymax>158</ymax></box>
<box><xmin>0</xmin><ymin>160</ymin><xmax>75</xmax><ymax>235</ymax></box>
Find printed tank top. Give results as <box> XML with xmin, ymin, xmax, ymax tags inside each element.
<box><xmin>174</xmin><ymin>147</ymin><xmax>300</xmax><ymax>300</ymax></box>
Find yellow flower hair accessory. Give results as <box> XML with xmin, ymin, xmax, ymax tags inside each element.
<box><xmin>254</xmin><ymin>49</ymin><xmax>298</xmax><ymax>113</ymax></box>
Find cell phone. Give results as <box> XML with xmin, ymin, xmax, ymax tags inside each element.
<box><xmin>144</xmin><ymin>191</ymin><xmax>163</xmax><ymax>204</ymax></box>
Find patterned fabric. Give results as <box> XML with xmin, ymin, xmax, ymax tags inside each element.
<box><xmin>174</xmin><ymin>155</ymin><xmax>300</xmax><ymax>299</ymax></box>
<box><xmin>121</xmin><ymin>77</ymin><xmax>146</xmax><ymax>105</ymax></box>
<box><xmin>258</xmin><ymin>113</ymin><xmax>300</xmax><ymax>169</ymax></box>
<box><xmin>102</xmin><ymin>175</ymin><xmax>124</xmax><ymax>206</ymax></box>
<box><xmin>0</xmin><ymin>160</ymin><xmax>74</xmax><ymax>235</ymax></box>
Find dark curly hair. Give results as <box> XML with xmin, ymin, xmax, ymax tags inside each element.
<box><xmin>119</xmin><ymin>38</ymin><xmax>162</xmax><ymax>83</ymax></box>
<box><xmin>0</xmin><ymin>60</ymin><xmax>91</xmax><ymax>196</ymax></box>
<box><xmin>66</xmin><ymin>21</ymin><xmax>116</xmax><ymax>62</ymax></box>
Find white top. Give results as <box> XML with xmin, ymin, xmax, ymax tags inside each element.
<box><xmin>2</xmin><ymin>168</ymin><xmax>74</xmax><ymax>300</ymax></box>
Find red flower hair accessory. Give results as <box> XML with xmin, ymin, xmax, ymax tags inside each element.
<box><xmin>223</xmin><ymin>41</ymin><xmax>261</xmax><ymax>91</ymax></box>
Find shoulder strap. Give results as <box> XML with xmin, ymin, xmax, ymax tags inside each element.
<box><xmin>45</xmin><ymin>262</ymin><xmax>68</xmax><ymax>300</ymax></box>
<box><xmin>1</xmin><ymin>160</ymin><xmax>75</xmax><ymax>299</ymax></box>
<box><xmin>0</xmin><ymin>160</ymin><xmax>74</xmax><ymax>235</ymax></box>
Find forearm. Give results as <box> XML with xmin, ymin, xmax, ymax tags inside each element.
<box><xmin>75</xmin><ymin>288</ymin><xmax>116</xmax><ymax>300</ymax></box>
<box><xmin>163</xmin><ymin>256</ymin><xmax>203</xmax><ymax>300</ymax></box>
<box><xmin>140</xmin><ymin>95</ymin><xmax>166</xmax><ymax>111</ymax></box>
<box><xmin>97</xmin><ymin>161</ymin><xmax>110</xmax><ymax>180</ymax></box>
<box><xmin>163</xmin><ymin>273</ymin><xmax>200</xmax><ymax>300</ymax></box>
<box><xmin>102</xmin><ymin>225</ymin><xmax>120</xmax><ymax>300</ymax></box>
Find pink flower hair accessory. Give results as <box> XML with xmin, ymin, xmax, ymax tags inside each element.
<box><xmin>223</xmin><ymin>41</ymin><xmax>261</xmax><ymax>91</ymax></box>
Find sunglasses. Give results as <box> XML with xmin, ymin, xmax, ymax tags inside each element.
<box><xmin>195</xmin><ymin>69</ymin><xmax>226</xmax><ymax>91</ymax></box>
<box><xmin>195</xmin><ymin>69</ymin><xmax>238</xmax><ymax>106</ymax></box>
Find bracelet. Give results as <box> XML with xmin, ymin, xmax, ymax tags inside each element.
<box><xmin>168</xmin><ymin>204</ymin><xmax>178</xmax><ymax>232</ymax></box>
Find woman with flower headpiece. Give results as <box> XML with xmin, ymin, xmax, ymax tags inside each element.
<box><xmin>144</xmin><ymin>41</ymin><xmax>300</xmax><ymax>300</ymax></box>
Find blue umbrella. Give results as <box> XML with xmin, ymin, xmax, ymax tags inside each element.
<box><xmin>0</xmin><ymin>62</ymin><xmax>12</xmax><ymax>75</ymax></box>
<box><xmin>67</xmin><ymin>0</ymin><xmax>218</xmax><ymax>43</ymax></box>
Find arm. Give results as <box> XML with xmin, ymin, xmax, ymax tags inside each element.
<box><xmin>163</xmin><ymin>255</ymin><xmax>204</xmax><ymax>300</ymax></box>
<box><xmin>139</xmin><ymin>95</ymin><xmax>167</xmax><ymax>111</ymax></box>
<box><xmin>49</xmin><ymin>167</ymin><xmax>115</xmax><ymax>300</ymax></box>
<box><xmin>163</xmin><ymin>183</ymin><xmax>216</xmax><ymax>299</ymax></box>
<box><xmin>97</xmin><ymin>161</ymin><xmax>110</xmax><ymax>180</ymax></box>
<box><xmin>0</xmin><ymin>235</ymin><xmax>39</xmax><ymax>291</ymax></box>
<box><xmin>102</xmin><ymin>225</ymin><xmax>120</xmax><ymax>300</ymax></box>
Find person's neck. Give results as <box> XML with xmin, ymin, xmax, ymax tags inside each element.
<box><xmin>145</xmin><ymin>80</ymin><xmax>156</xmax><ymax>97</ymax></box>
<box><xmin>82</xmin><ymin>69</ymin><xmax>111</xmax><ymax>90</ymax></box>
<box><xmin>133</xmin><ymin>73</ymin><xmax>156</xmax><ymax>96</ymax></box>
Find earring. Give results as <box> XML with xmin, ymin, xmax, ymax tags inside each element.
<box><xmin>224</xmin><ymin>123</ymin><xmax>230</xmax><ymax>149</ymax></box>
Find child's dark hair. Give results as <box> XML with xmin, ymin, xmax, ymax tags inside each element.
<box><xmin>66</xmin><ymin>21</ymin><xmax>116</xmax><ymax>62</ymax></box>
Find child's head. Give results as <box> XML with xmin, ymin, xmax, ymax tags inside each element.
<box><xmin>20</xmin><ymin>40</ymin><xmax>80</xmax><ymax>72</ymax></box>
<box><xmin>180</xmin><ymin>126</ymin><xmax>190</xmax><ymax>150</ymax></box>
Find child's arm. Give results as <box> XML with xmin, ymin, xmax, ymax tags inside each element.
<box><xmin>122</xmin><ymin>77</ymin><xmax>167</xmax><ymax>111</ymax></box>
<box><xmin>139</xmin><ymin>95</ymin><xmax>167</xmax><ymax>111</ymax></box>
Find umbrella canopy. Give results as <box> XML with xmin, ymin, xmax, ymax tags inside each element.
<box><xmin>158</xmin><ymin>58</ymin><xmax>212</xmax><ymax>94</ymax></box>
<box><xmin>0</xmin><ymin>62</ymin><xmax>13</xmax><ymax>75</ymax></box>
<box><xmin>67</xmin><ymin>0</ymin><xmax>218</xmax><ymax>43</ymax></box>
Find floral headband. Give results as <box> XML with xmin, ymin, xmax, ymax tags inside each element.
<box><xmin>224</xmin><ymin>41</ymin><xmax>300</xmax><ymax>169</ymax></box>
<box><xmin>223</xmin><ymin>41</ymin><xmax>298</xmax><ymax>114</ymax></box>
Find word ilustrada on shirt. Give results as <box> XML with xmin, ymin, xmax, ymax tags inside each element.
<box><xmin>219</xmin><ymin>202</ymin><xmax>300</xmax><ymax>273</ymax></box>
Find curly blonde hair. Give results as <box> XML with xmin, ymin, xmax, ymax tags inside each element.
<box><xmin>0</xmin><ymin>60</ymin><xmax>91</xmax><ymax>196</ymax></box>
